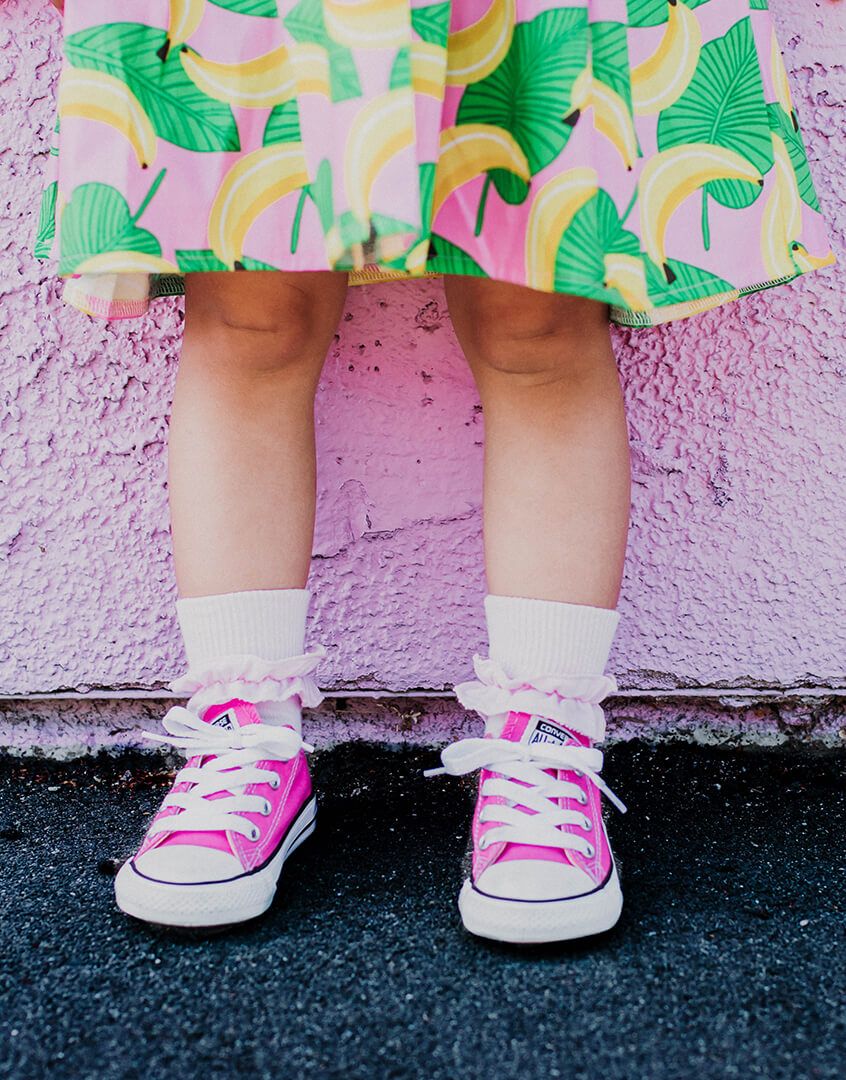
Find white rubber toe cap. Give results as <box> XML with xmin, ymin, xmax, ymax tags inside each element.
<box><xmin>475</xmin><ymin>859</ymin><xmax>596</xmax><ymax>901</ymax></box>
<box><xmin>133</xmin><ymin>845</ymin><xmax>244</xmax><ymax>885</ymax></box>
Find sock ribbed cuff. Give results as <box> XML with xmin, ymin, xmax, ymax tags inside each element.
<box><xmin>484</xmin><ymin>594</ymin><xmax>621</xmax><ymax>678</ymax></box>
<box><xmin>175</xmin><ymin>588</ymin><xmax>311</xmax><ymax>670</ymax></box>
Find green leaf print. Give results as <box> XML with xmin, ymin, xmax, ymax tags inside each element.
<box><xmin>645</xmin><ymin>256</ymin><xmax>734</xmax><ymax>306</ymax></box>
<box><xmin>390</xmin><ymin>46</ymin><xmax>412</xmax><ymax>91</ymax></box>
<box><xmin>58</xmin><ymin>175</ymin><xmax>164</xmax><ymax>275</ymax></box>
<box><xmin>263</xmin><ymin>100</ymin><xmax>302</xmax><ymax>146</ymax></box>
<box><xmin>765</xmin><ymin>103</ymin><xmax>821</xmax><ymax>212</ymax></box>
<box><xmin>749</xmin><ymin>0</ymin><xmax>768</xmax><ymax>9</ymax></box>
<box><xmin>590</xmin><ymin>22</ymin><xmax>633</xmax><ymax>114</ymax></box>
<box><xmin>626</xmin><ymin>0</ymin><xmax>711</xmax><ymax>29</ymax></box>
<box><xmin>554</xmin><ymin>189</ymin><xmax>641</xmax><ymax>296</ymax></box>
<box><xmin>657</xmin><ymin>17</ymin><xmax>772</xmax><ymax>224</ymax></box>
<box><xmin>370</xmin><ymin>212</ymin><xmax>418</xmax><ymax>239</ymax></box>
<box><xmin>209</xmin><ymin>0</ymin><xmax>278</xmax><ymax>16</ymax></box>
<box><xmin>34</xmin><ymin>181</ymin><xmax>58</xmax><ymax>259</ymax></box>
<box><xmin>338</xmin><ymin>210</ymin><xmax>370</xmax><ymax>253</ymax></box>
<box><xmin>411</xmin><ymin>3</ymin><xmax>451</xmax><ymax>48</ymax></box>
<box><xmin>239</xmin><ymin>255</ymin><xmax>280</xmax><ymax>270</ymax></box>
<box><xmin>457</xmin><ymin>8</ymin><xmax>589</xmax><ymax>208</ymax></box>
<box><xmin>64</xmin><ymin>23</ymin><xmax>239</xmax><ymax>153</ymax></box>
<box><xmin>176</xmin><ymin>249</ymin><xmax>228</xmax><ymax>272</ymax></box>
<box><xmin>290</xmin><ymin>189</ymin><xmax>309</xmax><ymax>253</ymax></box>
<box><xmin>426</xmin><ymin>233</ymin><xmax>489</xmax><ymax>276</ymax></box>
<box><xmin>285</xmin><ymin>0</ymin><xmax>362</xmax><ymax>102</ymax></box>
<box><xmin>176</xmin><ymin>249</ymin><xmax>281</xmax><ymax>271</ymax></box>
<box><xmin>418</xmin><ymin>161</ymin><xmax>437</xmax><ymax>237</ymax></box>
<box><xmin>311</xmin><ymin>158</ymin><xmax>336</xmax><ymax>235</ymax></box>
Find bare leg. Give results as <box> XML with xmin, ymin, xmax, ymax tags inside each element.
<box><xmin>442</xmin><ymin>277</ymin><xmax>631</xmax><ymax>608</ymax></box>
<box><xmin>168</xmin><ymin>271</ymin><xmax>349</xmax><ymax>598</ymax></box>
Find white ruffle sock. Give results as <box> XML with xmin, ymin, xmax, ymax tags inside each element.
<box><xmin>172</xmin><ymin>588</ymin><xmax>325</xmax><ymax>732</ymax></box>
<box><xmin>455</xmin><ymin>594</ymin><xmax>621</xmax><ymax>739</ymax></box>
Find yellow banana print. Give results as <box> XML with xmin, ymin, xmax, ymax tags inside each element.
<box><xmin>445</xmin><ymin>0</ymin><xmax>516</xmax><ymax>87</ymax></box>
<box><xmin>412</xmin><ymin>42</ymin><xmax>448</xmax><ymax>101</ymax></box>
<box><xmin>525</xmin><ymin>167</ymin><xmax>598</xmax><ymax>291</ymax></box>
<box><xmin>639</xmin><ymin>143</ymin><xmax>763</xmax><ymax>278</ymax></box>
<box><xmin>404</xmin><ymin>238</ymin><xmax>432</xmax><ymax>274</ymax></box>
<box><xmin>791</xmin><ymin>244</ymin><xmax>836</xmax><ymax>274</ymax></box>
<box><xmin>58</xmin><ymin>67</ymin><xmax>157</xmax><ymax>169</ymax></box>
<box><xmin>74</xmin><ymin>252</ymin><xmax>180</xmax><ymax>274</ymax></box>
<box><xmin>158</xmin><ymin>0</ymin><xmax>205</xmax><ymax>61</ymax></box>
<box><xmin>568</xmin><ymin>69</ymin><xmax>638</xmax><ymax>170</ymax></box>
<box><xmin>631</xmin><ymin>0</ymin><xmax>701</xmax><ymax>115</ymax></box>
<box><xmin>760</xmin><ymin>133</ymin><xmax>835</xmax><ymax>279</ymax></box>
<box><xmin>208</xmin><ymin>143</ymin><xmax>310</xmax><ymax>268</ymax></box>
<box><xmin>181</xmin><ymin>44</ymin><xmax>296</xmax><ymax>108</ymax></box>
<box><xmin>770</xmin><ymin>28</ymin><xmax>797</xmax><ymax>131</ymax></box>
<box><xmin>324</xmin><ymin>0</ymin><xmax>411</xmax><ymax>50</ymax></box>
<box><xmin>324</xmin><ymin>222</ymin><xmax>346</xmax><ymax>267</ymax></box>
<box><xmin>761</xmin><ymin>133</ymin><xmax>801</xmax><ymax>279</ymax></box>
<box><xmin>289</xmin><ymin>43</ymin><xmax>332</xmax><ymax>97</ymax></box>
<box><xmin>603</xmin><ymin>252</ymin><xmax>650</xmax><ymax>310</ymax></box>
<box><xmin>344</xmin><ymin>89</ymin><xmax>417</xmax><ymax>228</ymax></box>
<box><xmin>432</xmin><ymin>123</ymin><xmax>531</xmax><ymax>223</ymax></box>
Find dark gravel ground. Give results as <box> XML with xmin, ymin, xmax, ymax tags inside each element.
<box><xmin>0</xmin><ymin>741</ymin><xmax>845</xmax><ymax>1080</ymax></box>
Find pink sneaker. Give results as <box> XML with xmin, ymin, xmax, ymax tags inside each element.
<box><xmin>115</xmin><ymin>652</ymin><xmax>324</xmax><ymax>929</ymax></box>
<box><xmin>430</xmin><ymin>657</ymin><xmax>626</xmax><ymax>944</ymax></box>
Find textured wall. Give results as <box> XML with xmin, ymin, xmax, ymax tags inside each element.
<box><xmin>1</xmin><ymin>1</ymin><xmax>845</xmax><ymax>751</ymax></box>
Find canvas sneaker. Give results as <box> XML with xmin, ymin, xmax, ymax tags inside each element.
<box><xmin>114</xmin><ymin>697</ymin><xmax>316</xmax><ymax>929</ymax></box>
<box><xmin>428</xmin><ymin>704</ymin><xmax>626</xmax><ymax>944</ymax></box>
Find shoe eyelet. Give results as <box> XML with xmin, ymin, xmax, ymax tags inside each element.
<box><xmin>261</xmin><ymin>799</ymin><xmax>272</xmax><ymax>816</ymax></box>
<box><xmin>582</xmin><ymin>816</ymin><xmax>593</xmax><ymax>832</ymax></box>
<box><xmin>584</xmin><ymin>842</ymin><xmax>595</xmax><ymax>858</ymax></box>
<box><xmin>578</xmin><ymin>792</ymin><xmax>588</xmax><ymax>806</ymax></box>
<box><xmin>249</xmin><ymin>826</ymin><xmax>261</xmax><ymax>842</ymax></box>
<box><xmin>268</xmin><ymin>776</ymin><xmax>280</xmax><ymax>791</ymax></box>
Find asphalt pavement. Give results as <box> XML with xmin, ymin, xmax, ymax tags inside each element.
<box><xmin>0</xmin><ymin>740</ymin><xmax>844</xmax><ymax>1079</ymax></box>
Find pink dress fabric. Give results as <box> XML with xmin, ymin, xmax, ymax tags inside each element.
<box><xmin>33</xmin><ymin>0</ymin><xmax>837</xmax><ymax>326</ymax></box>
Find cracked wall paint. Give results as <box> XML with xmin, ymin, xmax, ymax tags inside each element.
<box><xmin>1</xmin><ymin>2</ymin><xmax>845</xmax><ymax>748</ymax></box>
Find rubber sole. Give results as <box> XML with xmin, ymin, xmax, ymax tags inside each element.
<box><xmin>458</xmin><ymin>864</ymin><xmax>623</xmax><ymax>945</ymax></box>
<box><xmin>114</xmin><ymin>797</ymin><xmax>317</xmax><ymax>929</ymax></box>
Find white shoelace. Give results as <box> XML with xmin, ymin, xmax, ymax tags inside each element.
<box><xmin>142</xmin><ymin>706</ymin><xmax>312</xmax><ymax>841</ymax></box>
<box><xmin>425</xmin><ymin>736</ymin><xmax>626</xmax><ymax>856</ymax></box>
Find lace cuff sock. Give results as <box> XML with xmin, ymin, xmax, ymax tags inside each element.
<box><xmin>456</xmin><ymin>595</ymin><xmax>622</xmax><ymax>738</ymax></box>
<box><xmin>174</xmin><ymin>588</ymin><xmax>318</xmax><ymax>728</ymax></box>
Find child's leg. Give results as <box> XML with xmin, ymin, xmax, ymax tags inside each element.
<box><xmin>114</xmin><ymin>271</ymin><xmax>349</xmax><ymax>929</ymax></box>
<box><xmin>169</xmin><ymin>270</ymin><xmax>349</xmax><ymax>596</ymax></box>
<box><xmin>442</xmin><ymin>276</ymin><xmax>630</xmax><ymax>607</ymax></box>
<box><xmin>437</xmin><ymin>276</ymin><xmax>629</xmax><ymax>944</ymax></box>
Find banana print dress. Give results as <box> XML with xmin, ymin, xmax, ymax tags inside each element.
<box><xmin>33</xmin><ymin>0</ymin><xmax>837</xmax><ymax>327</ymax></box>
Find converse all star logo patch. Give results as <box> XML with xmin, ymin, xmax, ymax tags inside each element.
<box><xmin>208</xmin><ymin>709</ymin><xmax>236</xmax><ymax>731</ymax></box>
<box><xmin>527</xmin><ymin>718</ymin><xmax>571</xmax><ymax>748</ymax></box>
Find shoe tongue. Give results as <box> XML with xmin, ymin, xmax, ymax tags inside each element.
<box><xmin>500</xmin><ymin>711</ymin><xmax>590</xmax><ymax>749</ymax></box>
<box><xmin>200</xmin><ymin>699</ymin><xmax>261</xmax><ymax>730</ymax></box>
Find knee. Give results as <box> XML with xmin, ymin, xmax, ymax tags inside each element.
<box><xmin>459</xmin><ymin>297</ymin><xmax>610</xmax><ymax>382</ymax></box>
<box><xmin>187</xmin><ymin>287</ymin><xmax>329</xmax><ymax>380</ymax></box>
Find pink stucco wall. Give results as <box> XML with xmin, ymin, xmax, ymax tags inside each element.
<box><xmin>1</xmin><ymin>0</ymin><xmax>845</xmax><ymax>751</ymax></box>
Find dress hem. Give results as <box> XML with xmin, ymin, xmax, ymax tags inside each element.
<box><xmin>56</xmin><ymin>251</ymin><xmax>837</xmax><ymax>328</ymax></box>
